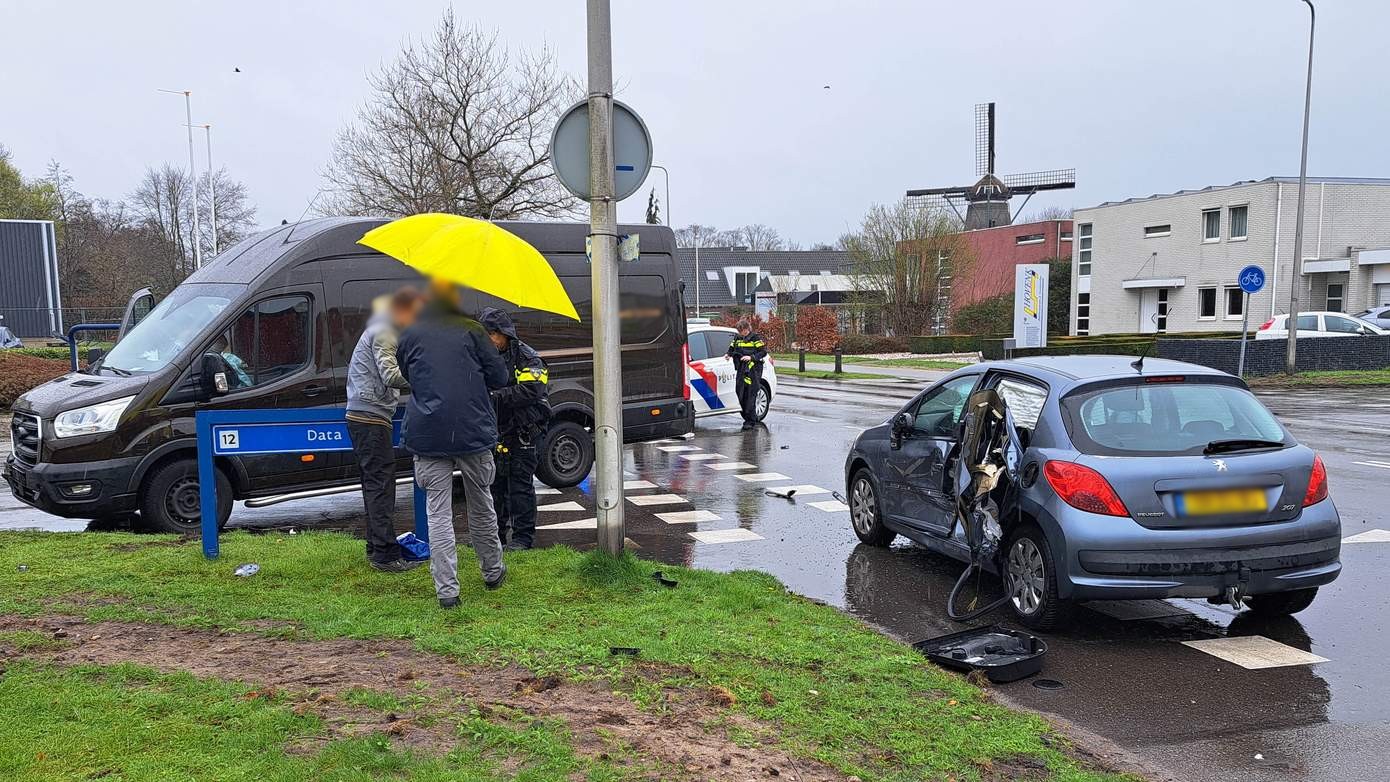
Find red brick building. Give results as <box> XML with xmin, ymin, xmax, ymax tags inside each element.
<box><xmin>950</xmin><ymin>218</ymin><xmax>1072</xmax><ymax>311</ymax></box>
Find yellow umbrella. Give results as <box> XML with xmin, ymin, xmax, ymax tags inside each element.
<box><xmin>358</xmin><ymin>213</ymin><xmax>580</xmax><ymax>321</ymax></box>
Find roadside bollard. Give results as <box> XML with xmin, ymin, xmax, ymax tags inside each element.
<box><xmin>798</xmin><ymin>347</ymin><xmax>806</xmax><ymax>373</ymax></box>
<box><xmin>834</xmin><ymin>345</ymin><xmax>843</xmax><ymax>374</ymax></box>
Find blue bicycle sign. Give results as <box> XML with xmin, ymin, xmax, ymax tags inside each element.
<box><xmin>1238</xmin><ymin>265</ymin><xmax>1266</xmax><ymax>294</ymax></box>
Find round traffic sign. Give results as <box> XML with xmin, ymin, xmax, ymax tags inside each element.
<box><xmin>549</xmin><ymin>99</ymin><xmax>652</xmax><ymax>201</ymax></box>
<box><xmin>1238</xmin><ymin>265</ymin><xmax>1266</xmax><ymax>295</ymax></box>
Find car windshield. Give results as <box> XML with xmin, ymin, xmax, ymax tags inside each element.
<box><xmin>99</xmin><ymin>283</ymin><xmax>246</xmax><ymax>374</ymax></box>
<box><xmin>1061</xmin><ymin>380</ymin><xmax>1289</xmax><ymax>457</ymax></box>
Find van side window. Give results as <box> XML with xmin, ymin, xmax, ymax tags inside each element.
<box><xmin>217</xmin><ymin>295</ymin><xmax>311</xmax><ymax>389</ymax></box>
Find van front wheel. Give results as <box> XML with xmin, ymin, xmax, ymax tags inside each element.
<box><xmin>140</xmin><ymin>459</ymin><xmax>232</xmax><ymax>535</ymax></box>
<box><xmin>536</xmin><ymin>420</ymin><xmax>593</xmax><ymax>489</ymax></box>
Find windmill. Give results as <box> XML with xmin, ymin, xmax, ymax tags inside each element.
<box><xmin>906</xmin><ymin>103</ymin><xmax>1075</xmax><ymax>230</ymax></box>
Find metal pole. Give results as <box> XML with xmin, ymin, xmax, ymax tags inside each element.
<box><xmin>161</xmin><ymin>89</ymin><xmax>202</xmax><ymax>269</ymax></box>
<box><xmin>651</xmin><ymin>164</ymin><xmax>670</xmax><ymax>225</ymax></box>
<box><xmin>204</xmin><ymin>125</ymin><xmax>218</xmax><ymax>255</ymax></box>
<box><xmin>1285</xmin><ymin>0</ymin><xmax>1315</xmax><ymax>374</ymax></box>
<box><xmin>695</xmin><ymin>239</ymin><xmax>701</xmax><ymax>316</ymax></box>
<box><xmin>587</xmin><ymin>0</ymin><xmax>624</xmax><ymax>556</ymax></box>
<box><xmin>1237</xmin><ymin>292</ymin><xmax>1251</xmax><ymax>378</ymax></box>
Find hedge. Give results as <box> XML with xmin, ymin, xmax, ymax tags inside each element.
<box><xmin>0</xmin><ymin>352</ymin><xmax>73</xmax><ymax>408</ymax></box>
<box><xmin>839</xmin><ymin>334</ymin><xmax>908</xmax><ymax>354</ymax></box>
<box><xmin>907</xmin><ymin>334</ymin><xmax>997</xmax><ymax>354</ymax></box>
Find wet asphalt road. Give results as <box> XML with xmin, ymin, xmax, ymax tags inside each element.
<box><xmin>3</xmin><ymin>379</ymin><xmax>1390</xmax><ymax>782</ymax></box>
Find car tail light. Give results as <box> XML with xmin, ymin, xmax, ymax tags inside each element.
<box><xmin>1258</xmin><ymin>319</ymin><xmax>1274</xmax><ymax>331</ymax></box>
<box><xmin>681</xmin><ymin>342</ymin><xmax>691</xmax><ymax>400</ymax></box>
<box><xmin>1043</xmin><ymin>461</ymin><xmax>1129</xmax><ymax>517</ymax></box>
<box><xmin>1303</xmin><ymin>454</ymin><xmax>1328</xmax><ymax>507</ymax></box>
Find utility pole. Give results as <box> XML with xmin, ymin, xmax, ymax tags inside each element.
<box><xmin>586</xmin><ymin>0</ymin><xmax>624</xmax><ymax>555</ymax></box>
<box><xmin>1285</xmin><ymin>0</ymin><xmax>1315</xmax><ymax>374</ymax></box>
<box><xmin>203</xmin><ymin>124</ymin><xmax>218</xmax><ymax>255</ymax></box>
<box><xmin>160</xmin><ymin>89</ymin><xmax>202</xmax><ymax>269</ymax></box>
<box><xmin>695</xmin><ymin>238</ymin><xmax>701</xmax><ymax>315</ymax></box>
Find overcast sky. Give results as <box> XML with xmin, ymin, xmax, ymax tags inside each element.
<box><xmin>5</xmin><ymin>0</ymin><xmax>1386</xmax><ymax>247</ymax></box>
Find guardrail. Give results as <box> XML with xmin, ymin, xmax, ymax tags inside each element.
<box><xmin>66</xmin><ymin>322</ymin><xmax>121</xmax><ymax>371</ymax></box>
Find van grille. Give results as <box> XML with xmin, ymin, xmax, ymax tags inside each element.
<box><xmin>10</xmin><ymin>412</ymin><xmax>40</xmax><ymax>465</ymax></box>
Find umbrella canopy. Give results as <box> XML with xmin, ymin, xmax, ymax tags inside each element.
<box><xmin>358</xmin><ymin>213</ymin><xmax>580</xmax><ymax>321</ymax></box>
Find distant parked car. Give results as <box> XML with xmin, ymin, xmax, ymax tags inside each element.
<box><xmin>1254</xmin><ymin>311</ymin><xmax>1386</xmax><ymax>339</ymax></box>
<box><xmin>1354</xmin><ymin>305</ymin><xmax>1390</xmax><ymax>329</ymax></box>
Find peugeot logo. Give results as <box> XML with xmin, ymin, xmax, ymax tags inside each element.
<box><xmin>1212</xmin><ymin>459</ymin><xmax>1228</xmax><ymax>472</ymax></box>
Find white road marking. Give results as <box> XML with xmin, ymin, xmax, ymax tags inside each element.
<box><xmin>1182</xmin><ymin>636</ymin><xmax>1328</xmax><ymax>669</ymax></box>
<box><xmin>735</xmin><ymin>472</ymin><xmax>793</xmax><ymax>482</ymax></box>
<box><xmin>537</xmin><ymin>501</ymin><xmax>585</xmax><ymax>512</ymax></box>
<box><xmin>537</xmin><ymin>517</ymin><xmax>597</xmax><ymax>530</ymax></box>
<box><xmin>657</xmin><ymin>445</ymin><xmax>702</xmax><ymax>453</ymax></box>
<box><xmin>765</xmin><ymin>484</ymin><xmax>833</xmax><ymax>496</ymax></box>
<box><xmin>1353</xmin><ymin>461</ymin><xmax>1390</xmax><ymax>470</ymax></box>
<box><xmin>706</xmin><ymin>462</ymin><xmax>758</xmax><ymax>471</ymax></box>
<box><xmin>1344</xmin><ymin>529</ymin><xmax>1390</xmax><ymax>544</ymax></box>
<box><xmin>626</xmin><ymin>494</ymin><xmax>688</xmax><ymax>506</ymax></box>
<box><xmin>809</xmin><ymin>500</ymin><xmax>851</xmax><ymax>512</ymax></box>
<box><xmin>623</xmin><ymin>480</ymin><xmax>658</xmax><ymax>490</ymax></box>
<box><xmin>689</xmin><ymin>528</ymin><xmax>765</xmax><ymax>544</ymax></box>
<box><xmin>650</xmin><ymin>438</ymin><xmax>685</xmax><ymax>444</ymax></box>
<box><xmin>842</xmin><ymin>426</ymin><xmax>863</xmax><ymax>432</ymax></box>
<box><xmin>679</xmin><ymin>453</ymin><xmax>725</xmax><ymax>461</ymax></box>
<box><xmin>534</xmin><ymin>487</ymin><xmax>561</xmax><ymax>495</ymax></box>
<box><xmin>656</xmin><ymin>510</ymin><xmax>721</xmax><ymax>524</ymax></box>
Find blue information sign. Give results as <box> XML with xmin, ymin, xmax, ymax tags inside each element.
<box><xmin>212</xmin><ymin>420</ymin><xmax>401</xmax><ymax>455</ymax></box>
<box><xmin>1239</xmin><ymin>265</ymin><xmax>1266</xmax><ymax>295</ymax></box>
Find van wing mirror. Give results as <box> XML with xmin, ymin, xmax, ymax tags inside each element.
<box><xmin>198</xmin><ymin>353</ymin><xmax>230</xmax><ymax>399</ymax></box>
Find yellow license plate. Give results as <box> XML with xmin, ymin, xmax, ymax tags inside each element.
<box><xmin>1179</xmin><ymin>489</ymin><xmax>1268</xmax><ymax>516</ymax></box>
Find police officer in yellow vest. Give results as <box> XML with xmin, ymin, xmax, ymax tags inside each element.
<box><xmin>727</xmin><ymin>319</ymin><xmax>768</xmax><ymax>430</ymax></box>
<box><xmin>480</xmin><ymin>308</ymin><xmax>551</xmax><ymax>550</ymax></box>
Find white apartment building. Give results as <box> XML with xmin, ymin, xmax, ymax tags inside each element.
<box><xmin>1071</xmin><ymin>177</ymin><xmax>1390</xmax><ymax>335</ymax></box>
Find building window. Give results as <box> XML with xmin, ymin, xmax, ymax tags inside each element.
<box><xmin>704</xmin><ymin>270</ymin><xmax>719</xmax><ymax>281</ymax></box>
<box><xmin>1229</xmin><ymin>205</ymin><xmax>1248</xmax><ymax>240</ymax></box>
<box><xmin>1077</xmin><ymin>223</ymin><xmax>1092</xmax><ymax>276</ymax></box>
<box><xmin>1202</xmin><ymin>209</ymin><xmax>1221</xmax><ymax>242</ymax></box>
<box><xmin>1326</xmin><ymin>282</ymin><xmax>1344</xmax><ymax>312</ymax></box>
<box><xmin>1015</xmin><ymin>233</ymin><xmax>1045</xmax><ymax>246</ymax></box>
<box><xmin>1144</xmin><ymin>224</ymin><xmax>1172</xmax><ymax>238</ymax></box>
<box><xmin>734</xmin><ymin>271</ymin><xmax>757</xmax><ymax>304</ymax></box>
<box><xmin>1224</xmin><ymin>286</ymin><xmax>1244</xmax><ymax>320</ymax></box>
<box><xmin>1156</xmin><ymin>289</ymin><xmax>1169</xmax><ymax>333</ymax></box>
<box><xmin>1198</xmin><ymin>287</ymin><xmax>1217</xmax><ymax>320</ymax></box>
<box><xmin>1076</xmin><ymin>292</ymin><xmax>1090</xmax><ymax>335</ymax></box>
<box><xmin>1060</xmin><ymin>230</ymin><xmax>1073</xmax><ymax>240</ymax></box>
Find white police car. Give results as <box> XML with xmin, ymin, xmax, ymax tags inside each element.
<box><xmin>684</xmin><ymin>322</ymin><xmax>778</xmax><ymax>420</ymax></box>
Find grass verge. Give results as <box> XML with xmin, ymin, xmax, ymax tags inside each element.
<box><xmin>1248</xmin><ymin>369</ymin><xmax>1390</xmax><ymax>388</ymax></box>
<box><xmin>773</xmin><ymin>353</ymin><xmax>969</xmax><ymax>371</ymax></box>
<box><xmin>0</xmin><ymin>531</ymin><xmax>1133</xmax><ymax>782</ymax></box>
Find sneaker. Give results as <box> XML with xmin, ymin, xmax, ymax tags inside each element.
<box><xmin>503</xmin><ymin>542</ymin><xmax>532</xmax><ymax>552</ymax></box>
<box><xmin>484</xmin><ymin>566</ymin><xmax>508</xmax><ymax>591</ymax></box>
<box><xmin>370</xmin><ymin>558</ymin><xmax>424</xmax><ymax>573</ymax></box>
<box><xmin>439</xmin><ymin>596</ymin><xmax>460</xmax><ymax>609</ymax></box>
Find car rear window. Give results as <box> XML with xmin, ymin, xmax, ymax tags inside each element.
<box><xmin>1061</xmin><ymin>379</ymin><xmax>1289</xmax><ymax>456</ymax></box>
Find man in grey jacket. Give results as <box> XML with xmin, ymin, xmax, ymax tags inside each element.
<box><xmin>346</xmin><ymin>286</ymin><xmax>423</xmax><ymax>571</ymax></box>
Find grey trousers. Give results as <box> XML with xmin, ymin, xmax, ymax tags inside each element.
<box><xmin>414</xmin><ymin>451</ymin><xmax>505</xmax><ymax>599</ymax></box>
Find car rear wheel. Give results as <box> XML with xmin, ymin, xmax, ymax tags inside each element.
<box><xmin>754</xmin><ymin>382</ymin><xmax>772</xmax><ymax>422</ymax></box>
<box><xmin>536</xmin><ymin>420</ymin><xmax>593</xmax><ymax>489</ymax></box>
<box><xmin>1006</xmin><ymin>526</ymin><xmax>1070</xmax><ymax>630</ymax></box>
<box><xmin>139</xmin><ymin>459</ymin><xmax>231</xmax><ymax>535</ymax></box>
<box><xmin>849</xmin><ymin>469</ymin><xmax>895</xmax><ymax>546</ymax></box>
<box><xmin>1245</xmin><ymin>587</ymin><xmax>1318</xmax><ymax>617</ymax></box>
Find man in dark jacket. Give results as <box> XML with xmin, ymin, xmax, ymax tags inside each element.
<box><xmin>727</xmin><ymin>319</ymin><xmax>768</xmax><ymax>429</ymax></box>
<box><xmin>479</xmin><ymin>308</ymin><xmax>551</xmax><ymax>551</ymax></box>
<box><xmin>346</xmin><ymin>287</ymin><xmax>423</xmax><ymax>572</ymax></box>
<box><xmin>398</xmin><ymin>283</ymin><xmax>511</xmax><ymax>608</ymax></box>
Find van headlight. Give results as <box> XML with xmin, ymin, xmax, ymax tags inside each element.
<box><xmin>53</xmin><ymin>396</ymin><xmax>135</xmax><ymax>439</ymax></box>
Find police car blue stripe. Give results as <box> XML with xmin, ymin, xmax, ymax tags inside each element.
<box><xmin>690</xmin><ymin>378</ymin><xmax>724</xmax><ymax>409</ymax></box>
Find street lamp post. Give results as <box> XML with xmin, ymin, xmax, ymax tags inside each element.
<box><xmin>194</xmin><ymin>124</ymin><xmax>219</xmax><ymax>255</ymax></box>
<box><xmin>159</xmin><ymin>89</ymin><xmax>202</xmax><ymax>269</ymax></box>
<box><xmin>1285</xmin><ymin>0</ymin><xmax>1316</xmax><ymax>374</ymax></box>
<box><xmin>650</xmin><ymin>164</ymin><xmax>670</xmax><ymax>225</ymax></box>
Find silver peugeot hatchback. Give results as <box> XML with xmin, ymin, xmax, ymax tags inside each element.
<box><xmin>844</xmin><ymin>356</ymin><xmax>1340</xmax><ymax>629</ymax></box>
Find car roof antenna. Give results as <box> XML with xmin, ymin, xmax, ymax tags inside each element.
<box><xmin>283</xmin><ymin>190</ymin><xmax>325</xmax><ymax>244</ymax></box>
<box><xmin>1130</xmin><ymin>341</ymin><xmax>1154</xmax><ymax>373</ymax></box>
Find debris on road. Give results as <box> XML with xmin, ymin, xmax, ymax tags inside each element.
<box><xmin>233</xmin><ymin>563</ymin><xmax>261</xmax><ymax>578</ymax></box>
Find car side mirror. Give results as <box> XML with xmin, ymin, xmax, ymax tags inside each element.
<box><xmin>198</xmin><ymin>353</ymin><xmax>229</xmax><ymax>400</ymax></box>
<box><xmin>890</xmin><ymin>412</ymin><xmax>913</xmax><ymax>448</ymax></box>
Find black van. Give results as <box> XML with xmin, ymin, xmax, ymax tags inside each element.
<box><xmin>3</xmin><ymin>218</ymin><xmax>693</xmax><ymax>533</ymax></box>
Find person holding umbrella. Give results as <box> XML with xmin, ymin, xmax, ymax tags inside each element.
<box><xmin>479</xmin><ymin>307</ymin><xmax>551</xmax><ymax>551</ymax></box>
<box><xmin>397</xmin><ymin>280</ymin><xmax>511</xmax><ymax>606</ymax></box>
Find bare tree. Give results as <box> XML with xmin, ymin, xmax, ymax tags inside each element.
<box><xmin>732</xmin><ymin>223</ymin><xmax>785</xmax><ymax>251</ymax></box>
<box><xmin>322</xmin><ymin>11</ymin><xmax>579</xmax><ymax>219</ymax></box>
<box><xmin>842</xmin><ymin>201</ymin><xmax>975</xmax><ymax>337</ymax></box>
<box><xmin>674</xmin><ymin>224</ymin><xmax>733</xmax><ymax>248</ymax></box>
<box><xmin>1024</xmin><ymin>205</ymin><xmax>1073</xmax><ymax>222</ymax></box>
<box><xmin>131</xmin><ymin>164</ymin><xmax>256</xmax><ymax>281</ymax></box>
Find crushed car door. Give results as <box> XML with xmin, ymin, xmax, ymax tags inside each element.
<box><xmin>882</xmin><ymin>374</ymin><xmax>978</xmax><ymax>535</ymax></box>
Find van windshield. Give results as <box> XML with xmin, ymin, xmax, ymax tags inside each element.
<box><xmin>1061</xmin><ymin>380</ymin><xmax>1289</xmax><ymax>457</ymax></box>
<box><xmin>100</xmin><ymin>283</ymin><xmax>246</xmax><ymax>374</ymax></box>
